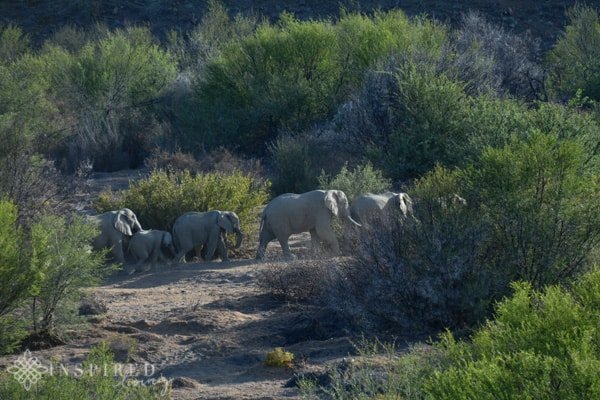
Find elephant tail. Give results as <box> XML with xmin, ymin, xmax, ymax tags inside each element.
<box><xmin>259</xmin><ymin>212</ymin><xmax>267</xmax><ymax>234</ymax></box>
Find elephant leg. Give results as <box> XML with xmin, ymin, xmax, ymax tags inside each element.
<box><xmin>278</xmin><ymin>236</ymin><xmax>296</xmax><ymax>260</ymax></box>
<box><xmin>174</xmin><ymin>243</ymin><xmax>190</xmax><ymax>264</ymax></box>
<box><xmin>194</xmin><ymin>245</ymin><xmax>204</xmax><ymax>262</ymax></box>
<box><xmin>315</xmin><ymin>220</ymin><xmax>339</xmax><ymax>255</ymax></box>
<box><xmin>111</xmin><ymin>239</ymin><xmax>126</xmax><ymax>265</ymax></box>
<box><xmin>204</xmin><ymin>235</ymin><xmax>219</xmax><ymax>262</ymax></box>
<box><xmin>309</xmin><ymin>229</ymin><xmax>321</xmax><ymax>255</ymax></box>
<box><xmin>217</xmin><ymin>237</ymin><xmax>229</xmax><ymax>262</ymax></box>
<box><xmin>256</xmin><ymin>226</ymin><xmax>275</xmax><ymax>260</ymax></box>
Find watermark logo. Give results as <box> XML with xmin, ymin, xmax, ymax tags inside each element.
<box><xmin>5</xmin><ymin>349</ymin><xmax>169</xmax><ymax>394</ymax></box>
<box><xmin>7</xmin><ymin>349</ymin><xmax>46</xmax><ymax>391</ymax></box>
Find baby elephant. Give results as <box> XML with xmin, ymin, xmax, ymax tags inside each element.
<box><xmin>172</xmin><ymin>211</ymin><xmax>243</xmax><ymax>263</ymax></box>
<box><xmin>126</xmin><ymin>229</ymin><xmax>175</xmax><ymax>274</ymax></box>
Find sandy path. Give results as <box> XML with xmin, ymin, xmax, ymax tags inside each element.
<box><xmin>0</xmin><ymin>238</ymin><xmax>354</xmax><ymax>399</ymax></box>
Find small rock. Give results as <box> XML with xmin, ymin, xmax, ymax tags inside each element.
<box><xmin>79</xmin><ymin>297</ymin><xmax>107</xmax><ymax>316</ymax></box>
<box><xmin>171</xmin><ymin>376</ymin><xmax>201</xmax><ymax>389</ymax></box>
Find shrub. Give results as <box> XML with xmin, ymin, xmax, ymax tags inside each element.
<box><xmin>29</xmin><ymin>215</ymin><xmax>108</xmax><ymax>336</ymax></box>
<box><xmin>265</xmin><ymin>348</ymin><xmax>294</xmax><ymax>368</ymax></box>
<box><xmin>0</xmin><ymin>24</ymin><xmax>30</xmax><ymax>62</ymax></box>
<box><xmin>303</xmin><ymin>269</ymin><xmax>600</xmax><ymax>399</ymax></box>
<box><xmin>327</xmin><ymin>166</ymin><xmax>490</xmax><ymax>330</ymax></box>
<box><xmin>269</xmin><ymin>132</ymin><xmax>334</xmax><ymax>195</ymax></box>
<box><xmin>426</xmin><ymin>273</ymin><xmax>600</xmax><ymax>399</ymax></box>
<box><xmin>0</xmin><ymin>200</ymin><xmax>31</xmax><ymax>353</ymax></box>
<box><xmin>95</xmin><ymin>169</ymin><xmax>270</xmax><ymax>234</ymax></box>
<box><xmin>189</xmin><ymin>10</ymin><xmax>446</xmax><ymax>154</ymax></box>
<box><xmin>446</xmin><ymin>11</ymin><xmax>543</xmax><ymax>99</ymax></box>
<box><xmin>44</xmin><ymin>26</ymin><xmax>177</xmax><ymax>171</ymax></box>
<box><xmin>471</xmin><ymin>132</ymin><xmax>600</xmax><ymax>287</ymax></box>
<box><xmin>318</xmin><ymin>163</ymin><xmax>391</xmax><ymax>201</ymax></box>
<box><xmin>0</xmin><ymin>342</ymin><xmax>171</xmax><ymax>399</ymax></box>
<box><xmin>257</xmin><ymin>260</ymin><xmax>330</xmax><ymax>302</ymax></box>
<box><xmin>324</xmin><ymin>133</ymin><xmax>600</xmax><ymax>331</ymax></box>
<box><xmin>547</xmin><ymin>5</ymin><xmax>600</xmax><ymax>101</ymax></box>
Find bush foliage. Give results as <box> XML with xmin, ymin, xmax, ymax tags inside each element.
<box><xmin>95</xmin><ymin>169</ymin><xmax>270</xmax><ymax>232</ymax></box>
<box><xmin>547</xmin><ymin>5</ymin><xmax>600</xmax><ymax>101</ymax></box>
<box><xmin>303</xmin><ymin>269</ymin><xmax>600</xmax><ymax>399</ymax></box>
<box><xmin>323</xmin><ymin>133</ymin><xmax>600</xmax><ymax>330</ymax></box>
<box><xmin>318</xmin><ymin>163</ymin><xmax>391</xmax><ymax>201</ymax></box>
<box><xmin>30</xmin><ymin>215</ymin><xmax>108</xmax><ymax>335</ymax></box>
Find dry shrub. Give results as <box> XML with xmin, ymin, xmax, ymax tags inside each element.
<box><xmin>144</xmin><ymin>148</ymin><xmax>200</xmax><ymax>172</ymax></box>
<box><xmin>145</xmin><ymin>147</ymin><xmax>264</xmax><ymax>178</ymax></box>
<box><xmin>258</xmin><ymin>260</ymin><xmax>331</xmax><ymax>302</ymax></box>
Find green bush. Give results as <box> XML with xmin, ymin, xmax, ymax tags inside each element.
<box><xmin>426</xmin><ymin>271</ymin><xmax>600</xmax><ymax>399</ymax></box>
<box><xmin>318</xmin><ymin>163</ymin><xmax>391</xmax><ymax>201</ymax></box>
<box><xmin>269</xmin><ymin>133</ymin><xmax>331</xmax><ymax>194</ymax></box>
<box><xmin>0</xmin><ymin>200</ymin><xmax>31</xmax><ymax>353</ymax></box>
<box><xmin>265</xmin><ymin>348</ymin><xmax>294</xmax><ymax>368</ymax></box>
<box><xmin>0</xmin><ymin>342</ymin><xmax>171</xmax><ymax>399</ymax></box>
<box><xmin>304</xmin><ymin>269</ymin><xmax>600</xmax><ymax>399</ymax></box>
<box><xmin>194</xmin><ymin>14</ymin><xmax>340</xmax><ymax>153</ymax></box>
<box><xmin>43</xmin><ymin>26</ymin><xmax>177</xmax><ymax>171</ymax></box>
<box><xmin>189</xmin><ymin>10</ymin><xmax>446</xmax><ymax>154</ymax></box>
<box><xmin>95</xmin><ymin>169</ymin><xmax>270</xmax><ymax>233</ymax></box>
<box><xmin>29</xmin><ymin>215</ymin><xmax>108</xmax><ymax>335</ymax></box>
<box><xmin>471</xmin><ymin>132</ymin><xmax>600</xmax><ymax>287</ymax></box>
<box><xmin>547</xmin><ymin>5</ymin><xmax>600</xmax><ymax>101</ymax></box>
<box><xmin>325</xmin><ymin>133</ymin><xmax>600</xmax><ymax>331</ymax></box>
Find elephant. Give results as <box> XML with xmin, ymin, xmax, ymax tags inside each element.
<box><xmin>350</xmin><ymin>192</ymin><xmax>413</xmax><ymax>224</ymax></box>
<box><xmin>256</xmin><ymin>189</ymin><xmax>361</xmax><ymax>260</ymax></box>
<box><xmin>88</xmin><ymin>208</ymin><xmax>142</xmax><ymax>264</ymax></box>
<box><xmin>172</xmin><ymin>211</ymin><xmax>243</xmax><ymax>263</ymax></box>
<box><xmin>126</xmin><ymin>229</ymin><xmax>175</xmax><ymax>274</ymax></box>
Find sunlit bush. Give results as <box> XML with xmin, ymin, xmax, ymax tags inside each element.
<box><xmin>95</xmin><ymin>169</ymin><xmax>270</xmax><ymax>233</ymax></box>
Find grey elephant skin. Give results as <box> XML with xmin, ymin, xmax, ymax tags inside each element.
<box><xmin>256</xmin><ymin>189</ymin><xmax>361</xmax><ymax>260</ymax></box>
<box><xmin>172</xmin><ymin>211</ymin><xmax>243</xmax><ymax>263</ymax></box>
<box><xmin>350</xmin><ymin>192</ymin><xmax>413</xmax><ymax>224</ymax></box>
<box><xmin>126</xmin><ymin>229</ymin><xmax>175</xmax><ymax>274</ymax></box>
<box><xmin>88</xmin><ymin>208</ymin><xmax>143</xmax><ymax>264</ymax></box>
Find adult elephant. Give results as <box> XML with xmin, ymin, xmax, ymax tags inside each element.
<box><xmin>172</xmin><ymin>211</ymin><xmax>243</xmax><ymax>263</ymax></box>
<box><xmin>256</xmin><ymin>190</ymin><xmax>361</xmax><ymax>260</ymax></box>
<box><xmin>88</xmin><ymin>208</ymin><xmax>142</xmax><ymax>264</ymax></box>
<box><xmin>126</xmin><ymin>229</ymin><xmax>175</xmax><ymax>274</ymax></box>
<box><xmin>350</xmin><ymin>192</ymin><xmax>413</xmax><ymax>224</ymax></box>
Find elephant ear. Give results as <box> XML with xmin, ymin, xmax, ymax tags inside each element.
<box><xmin>113</xmin><ymin>211</ymin><xmax>133</xmax><ymax>236</ymax></box>
<box><xmin>397</xmin><ymin>193</ymin><xmax>414</xmax><ymax>217</ymax></box>
<box><xmin>218</xmin><ymin>212</ymin><xmax>234</xmax><ymax>234</ymax></box>
<box><xmin>324</xmin><ymin>191</ymin><xmax>339</xmax><ymax>216</ymax></box>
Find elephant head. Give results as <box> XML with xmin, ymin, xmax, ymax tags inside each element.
<box><xmin>324</xmin><ymin>190</ymin><xmax>362</xmax><ymax>227</ymax></box>
<box><xmin>218</xmin><ymin>211</ymin><xmax>244</xmax><ymax>248</ymax></box>
<box><xmin>392</xmin><ymin>192</ymin><xmax>414</xmax><ymax>217</ymax></box>
<box><xmin>112</xmin><ymin>208</ymin><xmax>142</xmax><ymax>237</ymax></box>
<box><xmin>160</xmin><ymin>231</ymin><xmax>176</xmax><ymax>259</ymax></box>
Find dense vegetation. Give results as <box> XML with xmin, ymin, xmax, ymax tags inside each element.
<box><xmin>1</xmin><ymin>1</ymin><xmax>600</xmax><ymax>398</ymax></box>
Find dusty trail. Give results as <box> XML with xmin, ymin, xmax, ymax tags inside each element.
<box><xmin>1</xmin><ymin>239</ymin><xmax>354</xmax><ymax>399</ymax></box>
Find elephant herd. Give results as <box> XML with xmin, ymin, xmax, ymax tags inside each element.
<box><xmin>88</xmin><ymin>189</ymin><xmax>417</xmax><ymax>273</ymax></box>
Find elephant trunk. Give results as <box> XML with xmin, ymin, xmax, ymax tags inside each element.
<box><xmin>132</xmin><ymin>220</ymin><xmax>142</xmax><ymax>234</ymax></box>
<box><xmin>234</xmin><ymin>228</ymin><xmax>244</xmax><ymax>249</ymax></box>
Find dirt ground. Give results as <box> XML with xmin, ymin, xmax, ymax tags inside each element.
<box><xmin>0</xmin><ymin>231</ymin><xmax>358</xmax><ymax>399</ymax></box>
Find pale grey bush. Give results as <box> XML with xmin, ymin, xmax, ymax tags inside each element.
<box><xmin>446</xmin><ymin>11</ymin><xmax>544</xmax><ymax>100</ymax></box>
